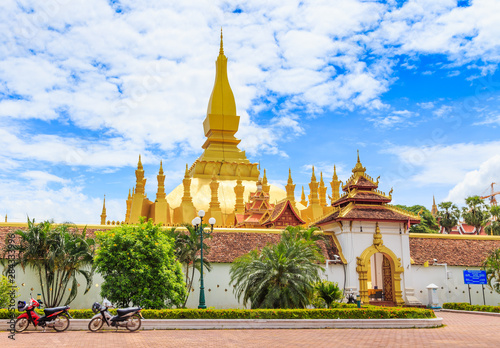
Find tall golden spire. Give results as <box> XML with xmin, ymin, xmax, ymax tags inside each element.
<box><xmin>431</xmin><ymin>195</ymin><xmax>438</xmax><ymax>217</ymax></box>
<box><xmin>309</xmin><ymin>166</ymin><xmax>319</xmax><ymax>205</ymax></box>
<box><xmin>135</xmin><ymin>155</ymin><xmax>146</xmax><ymax>195</ymax></box>
<box><xmin>330</xmin><ymin>165</ymin><xmax>341</xmax><ymax>203</ymax></box>
<box><xmin>182</xmin><ymin>164</ymin><xmax>192</xmax><ymax>202</ymax></box>
<box><xmin>156</xmin><ymin>161</ymin><xmax>166</xmax><ymax>201</ymax></box>
<box><xmin>285</xmin><ymin>168</ymin><xmax>296</xmax><ymax>206</ymax></box>
<box><xmin>300</xmin><ymin>186</ymin><xmax>308</xmax><ymax>207</ymax></box>
<box><xmin>262</xmin><ymin>169</ymin><xmax>270</xmax><ymax>194</ymax></box>
<box><xmin>319</xmin><ymin>172</ymin><xmax>327</xmax><ymax>206</ymax></box>
<box><xmin>234</xmin><ymin>169</ymin><xmax>245</xmax><ymax>214</ymax></box>
<box><xmin>195</xmin><ymin>30</ymin><xmax>252</xmax><ymax>172</ymax></box>
<box><xmin>100</xmin><ymin>195</ymin><xmax>107</xmax><ymax>225</ymax></box>
<box><xmin>219</xmin><ymin>27</ymin><xmax>224</xmax><ymax>55</ymax></box>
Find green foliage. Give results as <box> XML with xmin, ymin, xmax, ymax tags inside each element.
<box><xmin>394</xmin><ymin>205</ymin><xmax>439</xmax><ymax>233</ymax></box>
<box><xmin>2</xmin><ymin>219</ymin><xmax>95</xmax><ymax>307</ymax></box>
<box><xmin>230</xmin><ymin>227</ymin><xmax>324</xmax><ymax>309</ymax></box>
<box><xmin>0</xmin><ymin>307</ymin><xmax>436</xmax><ymax>319</ymax></box>
<box><xmin>437</xmin><ymin>202</ymin><xmax>461</xmax><ymax>234</ymax></box>
<box><xmin>443</xmin><ymin>303</ymin><xmax>500</xmax><ymax>313</ymax></box>
<box><xmin>483</xmin><ymin>248</ymin><xmax>500</xmax><ymax>294</ymax></box>
<box><xmin>313</xmin><ymin>280</ymin><xmax>343</xmax><ymax>308</ymax></box>
<box><xmin>0</xmin><ymin>275</ymin><xmax>19</xmax><ymax>308</ymax></box>
<box><xmin>462</xmin><ymin>195</ymin><xmax>490</xmax><ymax>234</ymax></box>
<box><xmin>94</xmin><ymin>219</ymin><xmax>187</xmax><ymax>309</ymax></box>
<box><xmin>166</xmin><ymin>224</ymin><xmax>212</xmax><ymax>308</ymax></box>
<box><xmin>485</xmin><ymin>206</ymin><xmax>500</xmax><ymax>236</ymax></box>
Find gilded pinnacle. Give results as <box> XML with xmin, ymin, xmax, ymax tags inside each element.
<box><xmin>220</xmin><ymin>28</ymin><xmax>224</xmax><ymax>55</ymax></box>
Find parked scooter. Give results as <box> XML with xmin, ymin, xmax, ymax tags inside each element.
<box><xmin>88</xmin><ymin>299</ymin><xmax>143</xmax><ymax>332</ymax></box>
<box><xmin>15</xmin><ymin>294</ymin><xmax>72</xmax><ymax>332</ymax></box>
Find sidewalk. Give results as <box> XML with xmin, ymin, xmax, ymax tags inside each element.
<box><xmin>2</xmin><ymin>311</ymin><xmax>499</xmax><ymax>347</ymax></box>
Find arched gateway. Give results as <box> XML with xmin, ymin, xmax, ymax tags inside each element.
<box><xmin>356</xmin><ymin>226</ymin><xmax>405</xmax><ymax>306</ymax></box>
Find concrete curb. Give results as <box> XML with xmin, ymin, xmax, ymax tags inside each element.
<box><xmin>2</xmin><ymin>318</ymin><xmax>443</xmax><ymax>331</ymax></box>
<box><xmin>438</xmin><ymin>309</ymin><xmax>500</xmax><ymax>317</ymax></box>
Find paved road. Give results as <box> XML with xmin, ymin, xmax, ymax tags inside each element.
<box><xmin>2</xmin><ymin>311</ymin><xmax>499</xmax><ymax>347</ymax></box>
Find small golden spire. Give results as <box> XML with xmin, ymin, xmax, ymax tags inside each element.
<box><xmin>333</xmin><ymin>165</ymin><xmax>338</xmax><ymax>180</ymax></box>
<box><xmin>219</xmin><ymin>27</ymin><xmax>224</xmax><ymax>55</ymax></box>
<box><xmin>288</xmin><ymin>168</ymin><xmax>293</xmax><ymax>183</ymax></box>
<box><xmin>159</xmin><ymin>160</ymin><xmax>164</xmax><ymax>175</ymax></box>
<box><xmin>300</xmin><ymin>186</ymin><xmax>308</xmax><ymax>207</ymax></box>
<box><xmin>128</xmin><ymin>189</ymin><xmax>131</xmax><ymax>199</ymax></box>
<box><xmin>4</xmin><ymin>214</ymin><xmax>7</xmax><ymax>222</ymax></box>
<box><xmin>357</xmin><ymin>149</ymin><xmax>360</xmax><ymax>163</ymax></box>
<box><xmin>311</xmin><ymin>166</ymin><xmax>316</xmax><ymax>181</ymax></box>
<box><xmin>320</xmin><ymin>172</ymin><xmax>324</xmax><ymax>185</ymax></box>
<box><xmin>184</xmin><ymin>164</ymin><xmax>189</xmax><ymax>178</ymax></box>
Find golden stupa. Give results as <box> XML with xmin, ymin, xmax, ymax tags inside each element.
<box><xmin>101</xmin><ymin>31</ymin><xmax>340</xmax><ymax>227</ymax></box>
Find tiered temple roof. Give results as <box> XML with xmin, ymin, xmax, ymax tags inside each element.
<box><xmin>315</xmin><ymin>151</ymin><xmax>420</xmax><ymax>227</ymax></box>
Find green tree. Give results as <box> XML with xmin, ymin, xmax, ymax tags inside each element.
<box><xmin>94</xmin><ymin>219</ymin><xmax>186</xmax><ymax>309</ymax></box>
<box><xmin>462</xmin><ymin>196</ymin><xmax>490</xmax><ymax>234</ymax></box>
<box><xmin>394</xmin><ymin>205</ymin><xmax>439</xmax><ymax>233</ymax></box>
<box><xmin>3</xmin><ymin>219</ymin><xmax>95</xmax><ymax>307</ymax></box>
<box><xmin>437</xmin><ymin>202</ymin><xmax>461</xmax><ymax>234</ymax></box>
<box><xmin>230</xmin><ymin>228</ymin><xmax>323</xmax><ymax>309</ymax></box>
<box><xmin>483</xmin><ymin>248</ymin><xmax>500</xmax><ymax>294</ymax></box>
<box><xmin>485</xmin><ymin>206</ymin><xmax>500</xmax><ymax>236</ymax></box>
<box><xmin>167</xmin><ymin>224</ymin><xmax>212</xmax><ymax>308</ymax></box>
<box><xmin>313</xmin><ymin>280</ymin><xmax>343</xmax><ymax>308</ymax></box>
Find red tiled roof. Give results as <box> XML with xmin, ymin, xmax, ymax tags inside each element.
<box><xmin>204</xmin><ymin>232</ymin><xmax>339</xmax><ymax>263</ymax></box>
<box><xmin>409</xmin><ymin>237</ymin><xmax>500</xmax><ymax>266</ymax></box>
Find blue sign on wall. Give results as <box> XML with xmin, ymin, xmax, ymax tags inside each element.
<box><xmin>463</xmin><ymin>270</ymin><xmax>487</xmax><ymax>285</ymax></box>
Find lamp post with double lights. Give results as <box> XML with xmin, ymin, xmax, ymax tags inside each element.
<box><xmin>192</xmin><ymin>210</ymin><xmax>216</xmax><ymax>309</ymax></box>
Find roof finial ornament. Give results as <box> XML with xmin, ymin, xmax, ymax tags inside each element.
<box><xmin>220</xmin><ymin>27</ymin><xmax>224</xmax><ymax>55</ymax></box>
<box><xmin>357</xmin><ymin>149</ymin><xmax>360</xmax><ymax>163</ymax></box>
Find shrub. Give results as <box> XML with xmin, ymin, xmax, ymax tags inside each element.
<box><xmin>0</xmin><ymin>307</ymin><xmax>435</xmax><ymax>319</ymax></box>
<box><xmin>443</xmin><ymin>302</ymin><xmax>500</xmax><ymax>313</ymax></box>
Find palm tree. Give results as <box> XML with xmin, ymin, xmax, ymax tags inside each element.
<box><xmin>462</xmin><ymin>196</ymin><xmax>490</xmax><ymax>234</ymax></box>
<box><xmin>314</xmin><ymin>280</ymin><xmax>343</xmax><ymax>308</ymax></box>
<box><xmin>437</xmin><ymin>202</ymin><xmax>461</xmax><ymax>234</ymax></box>
<box><xmin>485</xmin><ymin>206</ymin><xmax>500</xmax><ymax>236</ymax></box>
<box><xmin>230</xmin><ymin>230</ymin><xmax>323</xmax><ymax>309</ymax></box>
<box><xmin>483</xmin><ymin>248</ymin><xmax>500</xmax><ymax>294</ymax></box>
<box><xmin>3</xmin><ymin>219</ymin><xmax>95</xmax><ymax>307</ymax></box>
<box><xmin>168</xmin><ymin>224</ymin><xmax>212</xmax><ymax>308</ymax></box>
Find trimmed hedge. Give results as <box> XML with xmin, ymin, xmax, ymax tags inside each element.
<box><xmin>0</xmin><ymin>307</ymin><xmax>435</xmax><ymax>320</ymax></box>
<box><xmin>443</xmin><ymin>302</ymin><xmax>500</xmax><ymax>313</ymax></box>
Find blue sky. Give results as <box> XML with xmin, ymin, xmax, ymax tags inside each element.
<box><xmin>1</xmin><ymin>0</ymin><xmax>499</xmax><ymax>224</ymax></box>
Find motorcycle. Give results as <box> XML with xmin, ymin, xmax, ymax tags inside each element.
<box><xmin>88</xmin><ymin>299</ymin><xmax>143</xmax><ymax>332</ymax></box>
<box><xmin>15</xmin><ymin>294</ymin><xmax>72</xmax><ymax>332</ymax></box>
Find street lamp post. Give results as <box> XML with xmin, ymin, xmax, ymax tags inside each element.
<box><xmin>192</xmin><ymin>210</ymin><xmax>216</xmax><ymax>309</ymax></box>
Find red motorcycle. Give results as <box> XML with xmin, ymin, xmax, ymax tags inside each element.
<box><xmin>15</xmin><ymin>294</ymin><xmax>72</xmax><ymax>332</ymax></box>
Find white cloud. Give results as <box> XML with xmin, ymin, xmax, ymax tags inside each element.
<box><xmin>386</xmin><ymin>141</ymin><xmax>500</xmax><ymax>185</ymax></box>
<box><xmin>446</xmin><ymin>155</ymin><xmax>500</xmax><ymax>204</ymax></box>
